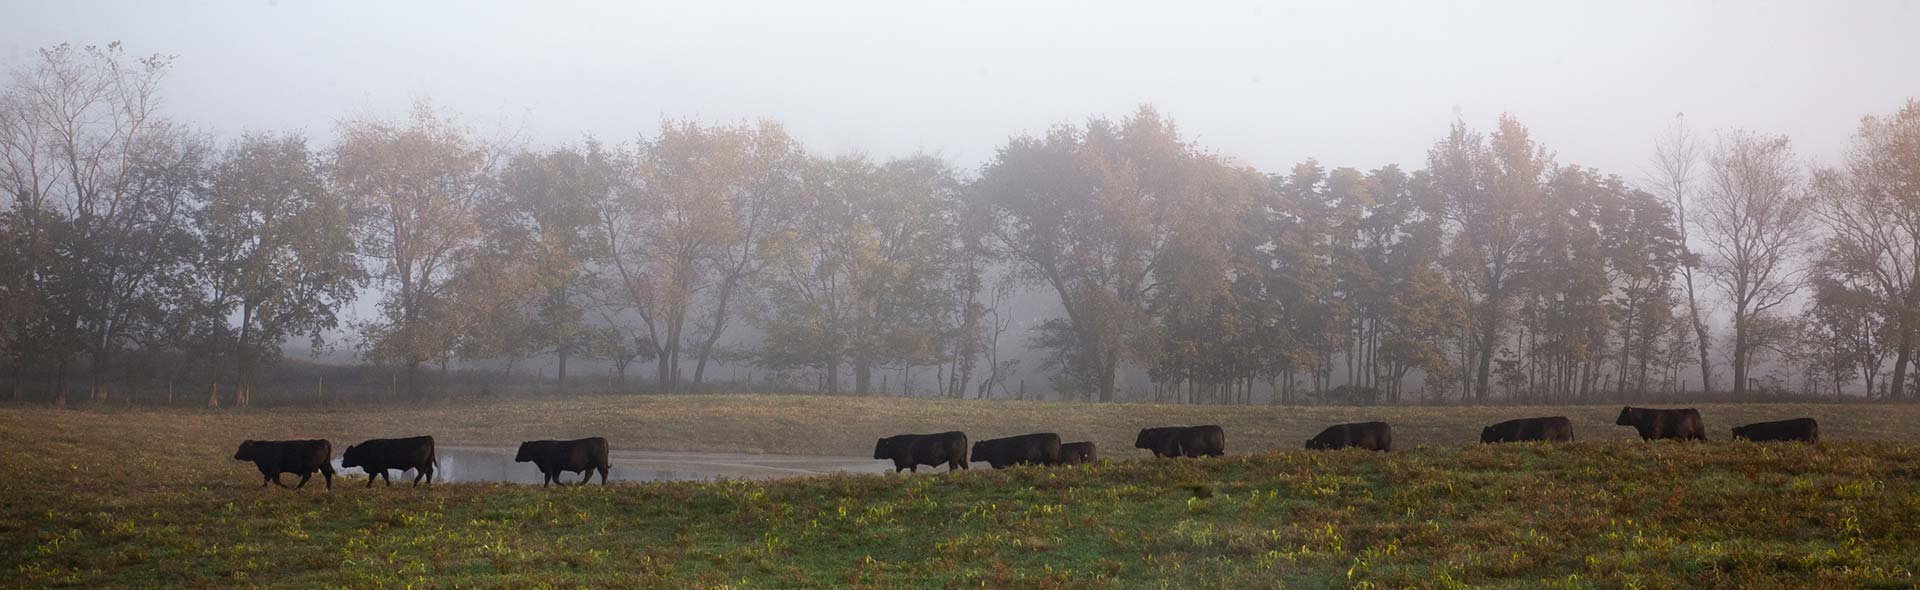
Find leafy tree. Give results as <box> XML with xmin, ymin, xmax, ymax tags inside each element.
<box><xmin>755</xmin><ymin>154</ymin><xmax>959</xmax><ymax>394</ymax></box>
<box><xmin>197</xmin><ymin>132</ymin><xmax>362</xmax><ymax>406</ymax></box>
<box><xmin>1803</xmin><ymin>269</ymin><xmax>1888</xmax><ymax>397</ymax></box>
<box><xmin>491</xmin><ymin>143</ymin><xmax>613</xmax><ymax>393</ymax></box>
<box><xmin>1426</xmin><ymin>116</ymin><xmax>1552</xmax><ymax>401</ymax></box>
<box><xmin>1812</xmin><ymin>100</ymin><xmax>1920</xmax><ymax>399</ymax></box>
<box><xmin>605</xmin><ymin>120</ymin><xmax>800</xmax><ymax>392</ymax></box>
<box><xmin>0</xmin><ymin>42</ymin><xmax>197</xmax><ymax>405</ymax></box>
<box><xmin>980</xmin><ymin>106</ymin><xmax>1242</xmax><ymax>402</ymax></box>
<box><xmin>334</xmin><ymin>101</ymin><xmax>492</xmax><ymax>399</ymax></box>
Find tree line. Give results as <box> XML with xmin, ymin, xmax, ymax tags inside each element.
<box><xmin>3</xmin><ymin>43</ymin><xmax>1917</xmax><ymax>406</ymax></box>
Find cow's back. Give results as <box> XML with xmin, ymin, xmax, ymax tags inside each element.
<box><xmin>272</xmin><ymin>439</ymin><xmax>331</xmax><ymax>472</ymax></box>
<box><xmin>571</xmin><ymin>437</ymin><xmax>610</xmax><ymax>470</ymax></box>
<box><xmin>1487</xmin><ymin>417</ymin><xmax>1572</xmax><ymax>442</ymax></box>
<box><xmin>1735</xmin><ymin>418</ymin><xmax>1818</xmax><ymax>442</ymax></box>
<box><xmin>907</xmin><ymin>433</ymin><xmax>961</xmax><ymax>466</ymax></box>
<box><xmin>1316</xmin><ymin>422</ymin><xmax>1389</xmax><ymax>451</ymax></box>
<box><xmin>1188</xmin><ymin>425</ymin><xmax>1225</xmax><ymax>456</ymax></box>
<box><xmin>361</xmin><ymin>436</ymin><xmax>435</xmax><ymax>469</ymax></box>
<box><xmin>1626</xmin><ymin>408</ymin><xmax>1705</xmax><ymax>440</ymax></box>
<box><xmin>292</xmin><ymin>440</ymin><xmax>331</xmax><ymax>469</ymax></box>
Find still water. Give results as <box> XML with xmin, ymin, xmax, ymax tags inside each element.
<box><xmin>329</xmin><ymin>446</ymin><xmax>891</xmax><ymax>485</ymax></box>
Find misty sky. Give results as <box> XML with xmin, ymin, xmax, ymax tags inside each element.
<box><xmin>6</xmin><ymin>0</ymin><xmax>1917</xmax><ymax>180</ymax></box>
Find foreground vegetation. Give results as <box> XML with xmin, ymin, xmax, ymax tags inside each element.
<box><xmin>5</xmin><ymin>395</ymin><xmax>1920</xmax><ymax>589</ymax></box>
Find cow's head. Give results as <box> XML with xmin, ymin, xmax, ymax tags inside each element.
<box><xmin>233</xmin><ymin>440</ymin><xmax>257</xmax><ymax>461</ymax></box>
<box><xmin>1615</xmin><ymin>406</ymin><xmax>1638</xmax><ymax>426</ymax></box>
<box><xmin>872</xmin><ymin>436</ymin><xmax>897</xmax><ymax>460</ymax></box>
<box><xmin>1133</xmin><ymin>428</ymin><xmax>1159</xmax><ymax>449</ymax></box>
<box><xmin>514</xmin><ymin>441</ymin><xmax>537</xmax><ymax>462</ymax></box>
<box><xmin>1304</xmin><ymin>437</ymin><xmax>1324</xmax><ymax>450</ymax></box>
<box><xmin>340</xmin><ymin>444</ymin><xmax>363</xmax><ymax>468</ymax></box>
<box><xmin>1479</xmin><ymin>425</ymin><xmax>1497</xmax><ymax>444</ymax></box>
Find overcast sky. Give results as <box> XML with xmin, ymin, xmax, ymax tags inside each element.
<box><xmin>5</xmin><ymin>0</ymin><xmax>1917</xmax><ymax>184</ymax></box>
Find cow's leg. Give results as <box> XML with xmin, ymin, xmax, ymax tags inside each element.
<box><xmin>261</xmin><ymin>474</ymin><xmax>272</xmax><ymax>488</ymax></box>
<box><xmin>271</xmin><ymin>473</ymin><xmax>288</xmax><ymax>488</ymax></box>
<box><xmin>413</xmin><ymin>468</ymin><xmax>425</xmax><ymax>486</ymax></box>
<box><xmin>909</xmin><ymin>465</ymin><xmax>917</xmax><ymax>473</ymax></box>
<box><xmin>580</xmin><ymin>470</ymin><xmax>592</xmax><ymax>485</ymax></box>
<box><xmin>295</xmin><ymin>471</ymin><xmax>312</xmax><ymax>489</ymax></box>
<box><xmin>366</xmin><ymin>470</ymin><xmax>377</xmax><ymax>488</ymax></box>
<box><xmin>597</xmin><ymin>466</ymin><xmax>608</xmax><ymax>485</ymax></box>
<box><xmin>321</xmin><ymin>464</ymin><xmax>333</xmax><ymax>490</ymax></box>
<box><xmin>383</xmin><ymin>470</ymin><xmax>393</xmax><ymax>487</ymax></box>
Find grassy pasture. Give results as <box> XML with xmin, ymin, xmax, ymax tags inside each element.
<box><xmin>3</xmin><ymin>395</ymin><xmax>1919</xmax><ymax>589</ymax></box>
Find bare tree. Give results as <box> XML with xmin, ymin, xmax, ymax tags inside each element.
<box><xmin>1647</xmin><ymin>115</ymin><xmax>1716</xmax><ymax>393</ymax></box>
<box><xmin>1698</xmin><ymin>130</ymin><xmax>1812</xmax><ymax>399</ymax></box>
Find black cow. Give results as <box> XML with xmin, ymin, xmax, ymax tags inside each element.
<box><xmin>233</xmin><ymin>439</ymin><xmax>335</xmax><ymax>489</ymax></box>
<box><xmin>514</xmin><ymin>438</ymin><xmax>611</xmax><ymax>486</ymax></box>
<box><xmin>873</xmin><ymin>432</ymin><xmax>969</xmax><ymax>473</ymax></box>
<box><xmin>1481</xmin><ymin>416</ymin><xmax>1575</xmax><ymax>443</ymax></box>
<box><xmin>1305</xmin><ymin>422</ymin><xmax>1392</xmax><ymax>451</ymax></box>
<box><xmin>971</xmin><ymin>433</ymin><xmax>1063</xmax><ymax>469</ymax></box>
<box><xmin>1732</xmin><ymin>418</ymin><xmax>1819</xmax><ymax>443</ymax></box>
<box><xmin>1615</xmin><ymin>406</ymin><xmax>1707</xmax><ymax>441</ymax></box>
<box><xmin>1060</xmin><ymin>441</ymin><xmax>1098</xmax><ymax>465</ymax></box>
<box><xmin>341</xmin><ymin>436</ymin><xmax>438</xmax><ymax>488</ymax></box>
<box><xmin>1134</xmin><ymin>425</ymin><xmax>1227</xmax><ymax>458</ymax></box>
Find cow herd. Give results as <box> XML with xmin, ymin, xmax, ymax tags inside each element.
<box><xmin>230</xmin><ymin>406</ymin><xmax>1822</xmax><ymax>489</ymax></box>
<box><xmin>231</xmin><ymin>436</ymin><xmax>613</xmax><ymax>489</ymax></box>
<box><xmin>871</xmin><ymin>407</ymin><xmax>1823</xmax><ymax>473</ymax></box>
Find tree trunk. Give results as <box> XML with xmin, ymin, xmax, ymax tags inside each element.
<box><xmin>1098</xmin><ymin>347</ymin><xmax>1118</xmax><ymax>403</ymax></box>
<box><xmin>557</xmin><ymin>345</ymin><xmax>570</xmax><ymax>395</ymax></box>
<box><xmin>825</xmin><ymin>360</ymin><xmax>840</xmax><ymax>394</ymax></box>
<box><xmin>692</xmin><ymin>274</ymin><xmax>742</xmax><ymax>385</ymax></box>
<box><xmin>1618</xmin><ymin>317</ymin><xmax>1634</xmax><ymax>400</ymax></box>
<box><xmin>1473</xmin><ymin>337</ymin><xmax>1494</xmax><ymax>403</ymax></box>
<box><xmin>1890</xmin><ymin>332</ymin><xmax>1912</xmax><ymax>400</ymax></box>
<box><xmin>1684</xmin><ymin>268</ymin><xmax>1713</xmax><ymax>393</ymax></box>
<box><xmin>665</xmin><ymin>315</ymin><xmax>685</xmax><ymax>392</ymax></box>
<box><xmin>236</xmin><ymin>304</ymin><xmax>254</xmax><ymax>408</ymax></box>
<box><xmin>656</xmin><ymin>350</ymin><xmax>672</xmax><ymax>393</ymax></box>
<box><xmin>1731</xmin><ymin>317</ymin><xmax>1748</xmax><ymax>399</ymax></box>
<box><xmin>855</xmin><ymin>358</ymin><xmax>872</xmax><ymax>395</ymax></box>
<box><xmin>405</xmin><ymin>359</ymin><xmax>422</xmax><ymax>400</ymax></box>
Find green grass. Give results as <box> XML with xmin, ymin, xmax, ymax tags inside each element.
<box><xmin>4</xmin><ymin>395</ymin><xmax>1919</xmax><ymax>589</ymax></box>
